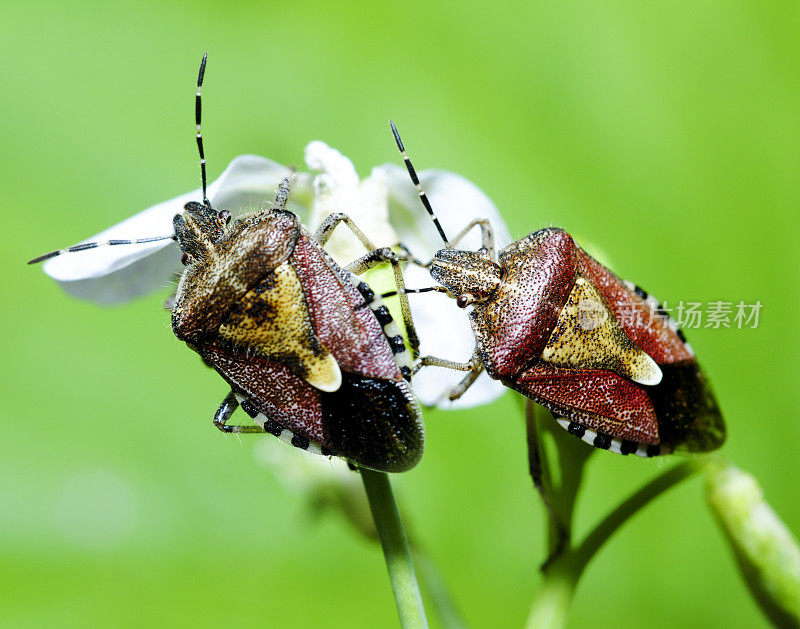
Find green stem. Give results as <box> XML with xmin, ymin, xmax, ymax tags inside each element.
<box><xmin>572</xmin><ymin>458</ymin><xmax>706</xmax><ymax>574</ymax></box>
<box><xmin>526</xmin><ymin>458</ymin><xmax>708</xmax><ymax>628</ymax></box>
<box><xmin>361</xmin><ymin>468</ymin><xmax>428</xmax><ymax>629</ymax></box>
<box><xmin>525</xmin><ymin>401</ymin><xmax>593</xmax><ymax>562</ymax></box>
<box><xmin>526</xmin><ymin>559</ymin><xmax>579</xmax><ymax>629</ymax></box>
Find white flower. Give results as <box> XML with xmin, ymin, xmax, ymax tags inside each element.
<box><xmin>39</xmin><ymin>142</ymin><xmax>513</xmax><ymax>409</ymax></box>
<box><xmin>303</xmin><ymin>142</ymin><xmax>512</xmax><ymax>410</ymax></box>
<box><xmin>42</xmin><ymin>155</ymin><xmax>309</xmax><ymax>304</ymax></box>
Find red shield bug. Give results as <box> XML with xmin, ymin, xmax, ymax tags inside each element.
<box><xmin>29</xmin><ymin>56</ymin><xmax>426</xmax><ymax>473</ymax></box>
<box><xmin>388</xmin><ymin>122</ymin><xmax>725</xmax><ymax>457</ymax></box>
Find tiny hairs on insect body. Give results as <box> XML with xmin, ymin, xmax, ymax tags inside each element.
<box><xmin>389</xmin><ymin>122</ymin><xmax>725</xmax><ymax>458</ymax></box>
<box><xmin>29</xmin><ymin>55</ymin><xmax>428</xmax><ymax>473</ymax></box>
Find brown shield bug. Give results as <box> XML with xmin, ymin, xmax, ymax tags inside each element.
<box><xmin>389</xmin><ymin>122</ymin><xmax>725</xmax><ymax>457</ymax></box>
<box><xmin>29</xmin><ymin>56</ymin><xmax>426</xmax><ymax>472</ymax></box>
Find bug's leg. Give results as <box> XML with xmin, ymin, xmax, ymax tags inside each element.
<box><xmin>213</xmin><ymin>390</ymin><xmax>266</xmax><ymax>434</ymax></box>
<box><xmin>449</xmin><ymin>219</ymin><xmax>496</xmax><ymax>260</ymax></box>
<box><xmin>346</xmin><ymin>246</ymin><xmax>422</xmax><ymax>358</ymax></box>
<box><xmin>414</xmin><ymin>347</ymin><xmax>483</xmax><ymax>375</ymax></box>
<box><xmin>314</xmin><ymin>212</ymin><xmax>379</xmax><ymax>251</ymax></box>
<box><xmin>526</xmin><ymin>403</ymin><xmax>568</xmax><ymax>568</ymax></box>
<box><xmin>418</xmin><ymin>347</ymin><xmax>484</xmax><ymax>402</ymax></box>
<box><xmin>443</xmin><ymin>360</ymin><xmax>486</xmax><ymax>402</ymax></box>
<box><xmin>395</xmin><ymin>242</ymin><xmax>428</xmax><ymax>267</ymax></box>
<box><xmin>315</xmin><ymin>214</ymin><xmax>434</xmax><ymax>357</ymax></box>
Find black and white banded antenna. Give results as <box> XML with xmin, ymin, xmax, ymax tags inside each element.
<box><xmin>196</xmin><ymin>52</ymin><xmax>211</xmax><ymax>208</ymax></box>
<box><xmin>389</xmin><ymin>121</ymin><xmax>451</xmax><ymax>247</ymax></box>
<box><xmin>378</xmin><ymin>286</ymin><xmax>450</xmax><ymax>300</ymax></box>
<box><xmin>27</xmin><ymin>58</ymin><xmax>220</xmax><ymax>266</ymax></box>
<box><xmin>355</xmin><ymin>286</ymin><xmax>449</xmax><ymax>310</ymax></box>
<box><xmin>28</xmin><ymin>234</ymin><xmax>178</xmax><ymax>265</ymax></box>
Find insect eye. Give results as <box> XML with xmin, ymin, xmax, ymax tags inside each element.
<box><xmin>218</xmin><ymin>210</ymin><xmax>231</xmax><ymax>224</ymax></box>
<box><xmin>456</xmin><ymin>294</ymin><xmax>472</xmax><ymax>309</ymax></box>
<box><xmin>181</xmin><ymin>252</ymin><xmax>193</xmax><ymax>266</ymax></box>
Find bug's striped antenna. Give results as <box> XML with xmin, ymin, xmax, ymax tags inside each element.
<box><xmin>355</xmin><ymin>286</ymin><xmax>449</xmax><ymax>310</ymax></box>
<box><xmin>27</xmin><ymin>234</ymin><xmax>177</xmax><ymax>265</ymax></box>
<box><xmin>379</xmin><ymin>286</ymin><xmax>450</xmax><ymax>300</ymax></box>
<box><xmin>389</xmin><ymin>121</ymin><xmax>451</xmax><ymax>247</ymax></box>
<box><xmin>196</xmin><ymin>52</ymin><xmax>211</xmax><ymax>208</ymax></box>
<box><xmin>28</xmin><ymin>56</ymin><xmax>211</xmax><ymax>266</ymax></box>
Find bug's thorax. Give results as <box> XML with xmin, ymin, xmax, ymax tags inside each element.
<box><xmin>171</xmin><ymin>208</ymin><xmax>301</xmax><ymax>343</ymax></box>
<box><xmin>429</xmin><ymin>248</ymin><xmax>503</xmax><ymax>306</ymax></box>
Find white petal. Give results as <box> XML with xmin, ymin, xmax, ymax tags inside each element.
<box><xmin>305</xmin><ymin>142</ymin><xmax>359</xmax><ymax>222</ymax></box>
<box><xmin>379</xmin><ymin>165</ymin><xmax>511</xmax><ymax>408</ymax></box>
<box><xmin>379</xmin><ymin>164</ymin><xmax>514</xmax><ymax>259</ymax></box>
<box><xmin>356</xmin><ymin>167</ymin><xmax>399</xmax><ymax>248</ymax></box>
<box><xmin>304</xmin><ymin>141</ymin><xmax>360</xmax><ymax>201</ymax></box>
<box><xmin>304</xmin><ymin>142</ymin><xmax>398</xmax><ymax>265</ymax></box>
<box><xmin>42</xmin><ymin>155</ymin><xmax>295</xmax><ymax>304</ymax></box>
<box><xmin>210</xmin><ymin>155</ymin><xmax>309</xmax><ymax>218</ymax></box>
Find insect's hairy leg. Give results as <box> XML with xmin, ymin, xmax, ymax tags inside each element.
<box><xmin>345</xmin><ymin>245</ymin><xmax>421</xmax><ymax>358</ymax></box>
<box><xmin>441</xmin><ymin>356</ymin><xmax>486</xmax><ymax>402</ymax></box>
<box><xmin>449</xmin><ymin>218</ymin><xmax>496</xmax><ymax>260</ymax></box>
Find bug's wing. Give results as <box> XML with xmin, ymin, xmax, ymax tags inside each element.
<box><xmin>203</xmin><ymin>345</ymin><xmax>424</xmax><ymax>472</ymax></box>
<box><xmin>291</xmin><ymin>235</ymin><xmax>402</xmax><ymax>382</ymax></box>
<box><xmin>514</xmin><ymin>363</ymin><xmax>660</xmax><ymax>445</ymax></box>
<box><xmin>292</xmin><ymin>234</ymin><xmax>425</xmax><ymax>471</ymax></box>
<box><xmin>646</xmin><ymin>362</ymin><xmax>724</xmax><ymax>453</ymax></box>
<box><xmin>573</xmin><ymin>247</ymin><xmax>725</xmax><ymax>452</ymax></box>
<box><xmin>41</xmin><ymin>155</ymin><xmax>308</xmax><ymax>304</ymax></box>
<box><xmin>321</xmin><ymin>373</ymin><xmax>424</xmax><ymax>472</ymax></box>
<box><xmin>575</xmin><ymin>248</ymin><xmax>693</xmax><ymax>365</ymax></box>
<box><xmin>516</xmin><ymin>360</ymin><xmax>724</xmax><ymax>454</ymax></box>
<box><xmin>204</xmin><ymin>343</ymin><xmax>326</xmax><ymax>441</ymax></box>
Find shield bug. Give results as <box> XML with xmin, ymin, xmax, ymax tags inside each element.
<box><xmin>388</xmin><ymin>122</ymin><xmax>725</xmax><ymax>457</ymax></box>
<box><xmin>28</xmin><ymin>56</ymin><xmax>426</xmax><ymax>473</ymax></box>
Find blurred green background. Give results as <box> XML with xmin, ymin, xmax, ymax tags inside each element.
<box><xmin>3</xmin><ymin>1</ymin><xmax>799</xmax><ymax>627</ymax></box>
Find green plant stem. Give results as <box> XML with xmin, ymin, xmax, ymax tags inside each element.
<box><xmin>361</xmin><ymin>468</ymin><xmax>428</xmax><ymax>629</ymax></box>
<box><xmin>572</xmin><ymin>458</ymin><xmax>707</xmax><ymax>573</ymax></box>
<box><xmin>525</xmin><ymin>401</ymin><xmax>593</xmax><ymax>562</ymax></box>
<box><xmin>526</xmin><ymin>458</ymin><xmax>708</xmax><ymax>628</ymax></box>
<box><xmin>526</xmin><ymin>559</ymin><xmax>580</xmax><ymax>629</ymax></box>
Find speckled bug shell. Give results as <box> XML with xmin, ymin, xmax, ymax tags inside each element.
<box><xmin>172</xmin><ymin>207</ymin><xmax>423</xmax><ymax>472</ymax></box>
<box><xmin>453</xmin><ymin>227</ymin><xmax>724</xmax><ymax>456</ymax></box>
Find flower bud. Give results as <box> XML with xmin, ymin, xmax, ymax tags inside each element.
<box><xmin>705</xmin><ymin>462</ymin><xmax>800</xmax><ymax>627</ymax></box>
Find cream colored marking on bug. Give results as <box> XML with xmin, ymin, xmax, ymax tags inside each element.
<box><xmin>541</xmin><ymin>277</ymin><xmax>662</xmax><ymax>386</ymax></box>
<box><xmin>219</xmin><ymin>262</ymin><xmax>342</xmax><ymax>392</ymax></box>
